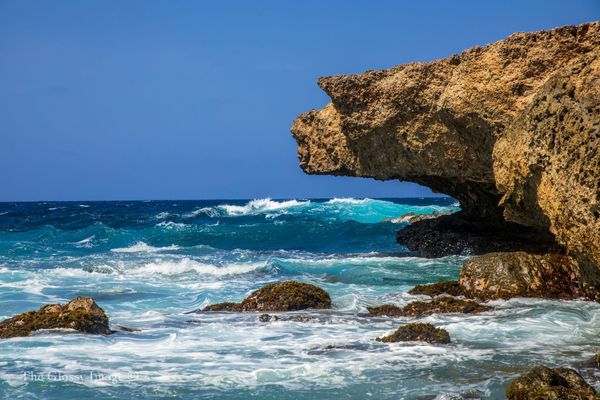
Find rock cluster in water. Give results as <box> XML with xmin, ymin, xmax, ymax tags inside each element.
<box><xmin>376</xmin><ymin>322</ymin><xmax>450</xmax><ymax>344</ymax></box>
<box><xmin>0</xmin><ymin>296</ymin><xmax>112</xmax><ymax>338</ymax></box>
<box><xmin>291</xmin><ymin>21</ymin><xmax>600</xmax><ymax>300</ymax></box>
<box><xmin>506</xmin><ymin>366</ymin><xmax>598</xmax><ymax>399</ymax></box>
<box><xmin>202</xmin><ymin>280</ymin><xmax>332</xmax><ymax>312</ymax></box>
<box><xmin>368</xmin><ymin>297</ymin><xmax>492</xmax><ymax>317</ymax></box>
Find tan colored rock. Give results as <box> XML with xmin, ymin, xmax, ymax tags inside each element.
<box><xmin>291</xmin><ymin>22</ymin><xmax>600</xmax><ymax>293</ymax></box>
<box><xmin>459</xmin><ymin>252</ymin><xmax>583</xmax><ymax>300</ymax></box>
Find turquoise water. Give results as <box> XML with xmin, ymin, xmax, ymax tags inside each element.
<box><xmin>0</xmin><ymin>198</ymin><xmax>599</xmax><ymax>399</ymax></box>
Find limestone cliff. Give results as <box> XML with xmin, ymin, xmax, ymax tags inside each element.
<box><xmin>291</xmin><ymin>22</ymin><xmax>599</xmax><ymax>294</ymax></box>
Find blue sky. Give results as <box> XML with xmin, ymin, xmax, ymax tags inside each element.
<box><xmin>1</xmin><ymin>1</ymin><xmax>598</xmax><ymax>201</ymax></box>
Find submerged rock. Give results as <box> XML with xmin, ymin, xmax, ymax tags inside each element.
<box><xmin>408</xmin><ymin>280</ymin><xmax>465</xmax><ymax>297</ymax></box>
<box><xmin>367</xmin><ymin>304</ymin><xmax>404</xmax><ymax>317</ymax></box>
<box><xmin>368</xmin><ymin>297</ymin><xmax>491</xmax><ymax>317</ymax></box>
<box><xmin>0</xmin><ymin>296</ymin><xmax>112</xmax><ymax>339</ymax></box>
<box><xmin>291</xmin><ymin>22</ymin><xmax>600</xmax><ymax>295</ymax></box>
<box><xmin>506</xmin><ymin>366</ymin><xmax>597</xmax><ymax>400</ymax></box>
<box><xmin>376</xmin><ymin>323</ymin><xmax>450</xmax><ymax>344</ymax></box>
<box><xmin>459</xmin><ymin>252</ymin><xmax>583</xmax><ymax>301</ymax></box>
<box><xmin>203</xmin><ymin>281</ymin><xmax>332</xmax><ymax>312</ymax></box>
<box><xmin>258</xmin><ymin>313</ymin><xmax>315</xmax><ymax>322</ymax></box>
<box><xmin>401</xmin><ymin>297</ymin><xmax>492</xmax><ymax>317</ymax></box>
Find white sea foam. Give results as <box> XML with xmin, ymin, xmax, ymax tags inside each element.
<box><xmin>185</xmin><ymin>207</ymin><xmax>220</xmax><ymax>218</ymax></box>
<box><xmin>131</xmin><ymin>258</ymin><xmax>267</xmax><ymax>276</ymax></box>
<box><xmin>326</xmin><ymin>197</ymin><xmax>370</xmax><ymax>204</ymax></box>
<box><xmin>155</xmin><ymin>211</ymin><xmax>171</xmax><ymax>220</ymax></box>
<box><xmin>74</xmin><ymin>235</ymin><xmax>96</xmax><ymax>248</ymax></box>
<box><xmin>156</xmin><ymin>221</ymin><xmax>189</xmax><ymax>229</ymax></box>
<box><xmin>78</xmin><ymin>204</ymin><xmax>90</xmax><ymax>208</ymax></box>
<box><xmin>111</xmin><ymin>241</ymin><xmax>181</xmax><ymax>253</ymax></box>
<box><xmin>218</xmin><ymin>198</ymin><xmax>310</xmax><ymax>216</ymax></box>
<box><xmin>0</xmin><ymin>211</ymin><xmax>8</xmax><ymax>216</ymax></box>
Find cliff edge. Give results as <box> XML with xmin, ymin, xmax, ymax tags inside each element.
<box><xmin>291</xmin><ymin>22</ymin><xmax>600</xmax><ymax>297</ymax></box>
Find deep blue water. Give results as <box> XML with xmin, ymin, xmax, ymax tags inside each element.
<box><xmin>0</xmin><ymin>198</ymin><xmax>599</xmax><ymax>400</ymax></box>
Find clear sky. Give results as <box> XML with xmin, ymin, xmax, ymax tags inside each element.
<box><xmin>1</xmin><ymin>1</ymin><xmax>598</xmax><ymax>201</ymax></box>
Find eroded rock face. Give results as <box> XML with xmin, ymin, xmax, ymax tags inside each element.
<box><xmin>506</xmin><ymin>366</ymin><xmax>598</xmax><ymax>400</ymax></box>
<box><xmin>291</xmin><ymin>22</ymin><xmax>600</xmax><ymax>293</ymax></box>
<box><xmin>376</xmin><ymin>322</ymin><xmax>450</xmax><ymax>344</ymax></box>
<box><xmin>0</xmin><ymin>297</ymin><xmax>112</xmax><ymax>338</ymax></box>
<box><xmin>203</xmin><ymin>281</ymin><xmax>332</xmax><ymax>312</ymax></box>
<box><xmin>459</xmin><ymin>252</ymin><xmax>584</xmax><ymax>300</ymax></box>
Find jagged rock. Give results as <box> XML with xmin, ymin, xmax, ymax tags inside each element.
<box><xmin>203</xmin><ymin>281</ymin><xmax>332</xmax><ymax>312</ymax></box>
<box><xmin>459</xmin><ymin>252</ymin><xmax>584</xmax><ymax>300</ymax></box>
<box><xmin>0</xmin><ymin>297</ymin><xmax>112</xmax><ymax>338</ymax></box>
<box><xmin>368</xmin><ymin>297</ymin><xmax>492</xmax><ymax>317</ymax></box>
<box><xmin>506</xmin><ymin>366</ymin><xmax>598</xmax><ymax>400</ymax></box>
<box><xmin>291</xmin><ymin>22</ymin><xmax>600</xmax><ymax>296</ymax></box>
<box><xmin>408</xmin><ymin>280</ymin><xmax>465</xmax><ymax>297</ymax></box>
<box><xmin>376</xmin><ymin>322</ymin><xmax>450</xmax><ymax>344</ymax></box>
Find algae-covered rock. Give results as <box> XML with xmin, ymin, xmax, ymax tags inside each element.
<box><xmin>368</xmin><ymin>297</ymin><xmax>491</xmax><ymax>317</ymax></box>
<box><xmin>459</xmin><ymin>252</ymin><xmax>583</xmax><ymax>301</ymax></box>
<box><xmin>408</xmin><ymin>280</ymin><xmax>465</xmax><ymax>297</ymax></box>
<box><xmin>367</xmin><ymin>304</ymin><xmax>404</xmax><ymax>317</ymax></box>
<box><xmin>401</xmin><ymin>297</ymin><xmax>492</xmax><ymax>317</ymax></box>
<box><xmin>203</xmin><ymin>281</ymin><xmax>332</xmax><ymax>312</ymax></box>
<box><xmin>202</xmin><ymin>302</ymin><xmax>243</xmax><ymax>312</ymax></box>
<box><xmin>376</xmin><ymin>323</ymin><xmax>450</xmax><ymax>344</ymax></box>
<box><xmin>506</xmin><ymin>365</ymin><xmax>598</xmax><ymax>400</ymax></box>
<box><xmin>0</xmin><ymin>296</ymin><xmax>112</xmax><ymax>339</ymax></box>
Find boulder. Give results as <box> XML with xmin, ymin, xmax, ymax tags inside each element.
<box><xmin>203</xmin><ymin>281</ymin><xmax>332</xmax><ymax>312</ymax></box>
<box><xmin>459</xmin><ymin>252</ymin><xmax>584</xmax><ymax>301</ymax></box>
<box><xmin>0</xmin><ymin>296</ymin><xmax>112</xmax><ymax>339</ymax></box>
<box><xmin>506</xmin><ymin>366</ymin><xmax>598</xmax><ymax>400</ymax></box>
<box><xmin>376</xmin><ymin>322</ymin><xmax>450</xmax><ymax>344</ymax></box>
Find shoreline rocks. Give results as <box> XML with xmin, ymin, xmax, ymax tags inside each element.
<box><xmin>459</xmin><ymin>252</ymin><xmax>585</xmax><ymax>301</ymax></box>
<box><xmin>291</xmin><ymin>21</ymin><xmax>600</xmax><ymax>297</ymax></box>
<box><xmin>506</xmin><ymin>366</ymin><xmax>598</xmax><ymax>399</ymax></box>
<box><xmin>368</xmin><ymin>297</ymin><xmax>492</xmax><ymax>318</ymax></box>
<box><xmin>408</xmin><ymin>280</ymin><xmax>464</xmax><ymax>297</ymax></box>
<box><xmin>0</xmin><ymin>296</ymin><xmax>112</xmax><ymax>339</ymax></box>
<box><xmin>202</xmin><ymin>281</ymin><xmax>332</xmax><ymax>312</ymax></box>
<box><xmin>376</xmin><ymin>323</ymin><xmax>450</xmax><ymax>344</ymax></box>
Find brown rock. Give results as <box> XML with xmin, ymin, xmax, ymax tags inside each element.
<box><xmin>506</xmin><ymin>365</ymin><xmax>598</xmax><ymax>400</ymax></box>
<box><xmin>368</xmin><ymin>297</ymin><xmax>491</xmax><ymax>317</ymax></box>
<box><xmin>459</xmin><ymin>252</ymin><xmax>584</xmax><ymax>301</ymax></box>
<box><xmin>367</xmin><ymin>304</ymin><xmax>404</xmax><ymax>317</ymax></box>
<box><xmin>291</xmin><ymin>22</ymin><xmax>600</xmax><ymax>296</ymax></box>
<box><xmin>202</xmin><ymin>281</ymin><xmax>332</xmax><ymax>312</ymax></box>
<box><xmin>401</xmin><ymin>297</ymin><xmax>492</xmax><ymax>317</ymax></box>
<box><xmin>0</xmin><ymin>296</ymin><xmax>112</xmax><ymax>339</ymax></box>
<box><xmin>376</xmin><ymin>322</ymin><xmax>450</xmax><ymax>344</ymax></box>
<box><xmin>408</xmin><ymin>280</ymin><xmax>465</xmax><ymax>297</ymax></box>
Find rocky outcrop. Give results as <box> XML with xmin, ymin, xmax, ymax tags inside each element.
<box><xmin>0</xmin><ymin>297</ymin><xmax>112</xmax><ymax>338</ymax></box>
<box><xmin>376</xmin><ymin>322</ymin><xmax>450</xmax><ymax>344</ymax></box>
<box><xmin>459</xmin><ymin>252</ymin><xmax>584</xmax><ymax>300</ymax></box>
<box><xmin>291</xmin><ymin>22</ymin><xmax>600</xmax><ymax>295</ymax></box>
<box><xmin>506</xmin><ymin>366</ymin><xmax>598</xmax><ymax>399</ymax></box>
<box><xmin>382</xmin><ymin>210</ymin><xmax>453</xmax><ymax>224</ymax></box>
<box><xmin>202</xmin><ymin>281</ymin><xmax>332</xmax><ymax>312</ymax></box>
<box><xmin>368</xmin><ymin>297</ymin><xmax>492</xmax><ymax>317</ymax></box>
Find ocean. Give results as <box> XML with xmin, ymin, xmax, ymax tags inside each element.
<box><xmin>0</xmin><ymin>198</ymin><xmax>598</xmax><ymax>399</ymax></box>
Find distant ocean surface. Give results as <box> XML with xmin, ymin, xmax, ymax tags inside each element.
<box><xmin>0</xmin><ymin>198</ymin><xmax>599</xmax><ymax>399</ymax></box>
